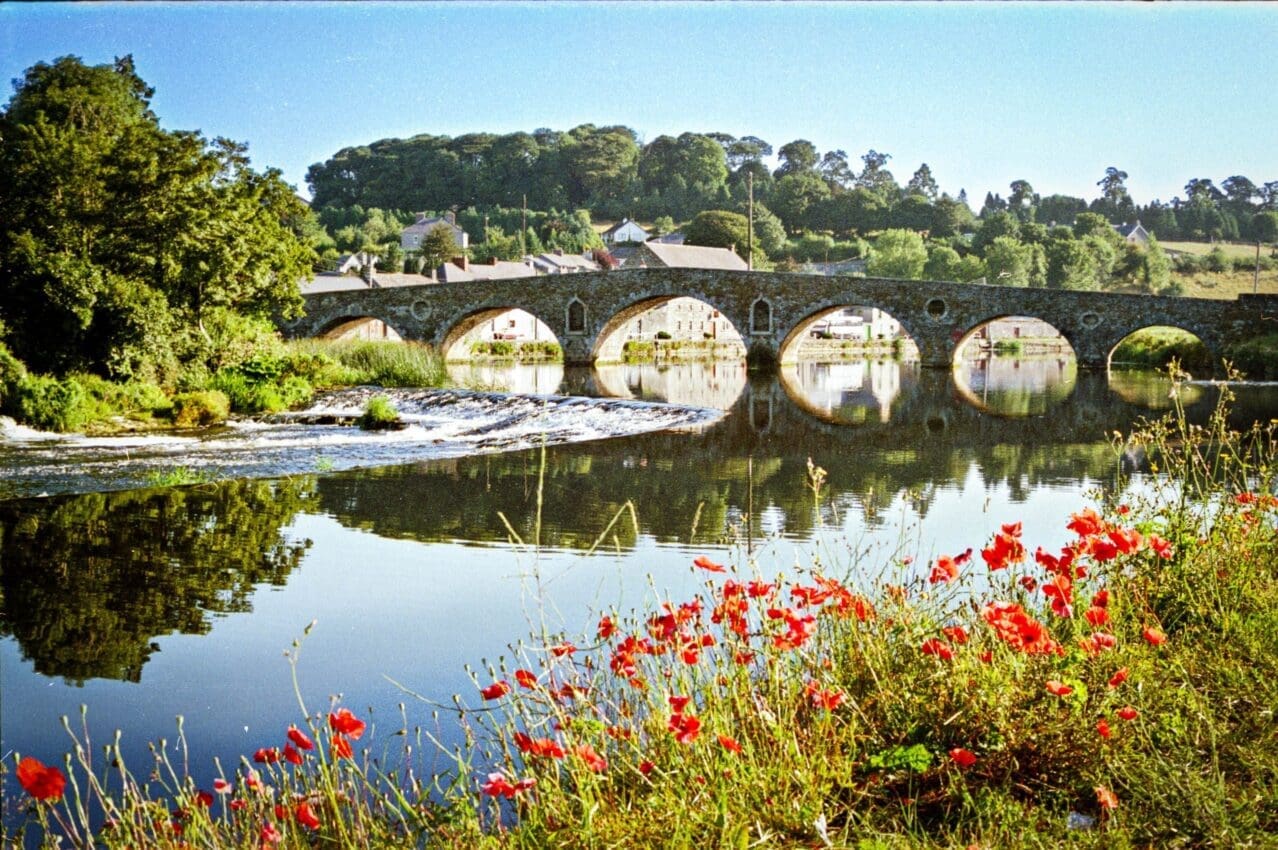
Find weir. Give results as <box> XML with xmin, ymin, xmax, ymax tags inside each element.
<box><xmin>281</xmin><ymin>269</ymin><xmax>1278</xmax><ymax>370</ymax></box>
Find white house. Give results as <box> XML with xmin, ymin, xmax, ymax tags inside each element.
<box><xmin>401</xmin><ymin>211</ymin><xmax>469</xmax><ymax>252</ymax></box>
<box><xmin>1113</xmin><ymin>221</ymin><xmax>1151</xmax><ymax>247</ymax></box>
<box><xmin>602</xmin><ymin>218</ymin><xmax>650</xmax><ymax>245</ymax></box>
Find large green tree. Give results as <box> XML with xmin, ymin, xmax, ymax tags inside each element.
<box><xmin>866</xmin><ymin>229</ymin><xmax>927</xmax><ymax>279</ymax></box>
<box><xmin>0</xmin><ymin>56</ymin><xmax>313</xmax><ymax>380</ymax></box>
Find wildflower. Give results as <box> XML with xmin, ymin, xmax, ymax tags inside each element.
<box><xmin>920</xmin><ymin>638</ymin><xmax>954</xmax><ymax>661</ymax></box>
<box><xmin>1095</xmin><ymin>786</ymin><xmax>1119</xmax><ymax>810</ymax></box>
<box><xmin>16</xmin><ymin>757</ymin><xmax>65</xmax><ymax>802</ymax></box>
<box><xmin>1084</xmin><ymin>606</ymin><xmax>1109</xmax><ymax>627</ymax></box>
<box><xmin>639</xmin><ymin>760</ymin><xmax>655</xmax><ymax>776</ymax></box>
<box><xmin>260</xmin><ymin>822</ymin><xmax>282</xmax><ymax>845</ymax></box>
<box><xmin>295</xmin><ymin>801</ymin><xmax>321</xmax><ymax>830</ymax></box>
<box><xmin>287</xmin><ymin>725</ymin><xmax>314</xmax><ymax>751</ymax></box>
<box><xmin>1108</xmin><ymin>527</ymin><xmax>1143</xmax><ymax>554</ymax></box>
<box><xmin>574</xmin><ymin>743</ymin><xmax>609</xmax><ymax>772</ymax></box>
<box><xmin>747</xmin><ymin>580</ymin><xmax>775</xmax><ymax>598</ymax></box>
<box><xmin>1089</xmin><ymin>538</ymin><xmax>1119</xmax><ymax>562</ymax></box>
<box><xmin>229</xmin><ymin>799</ymin><xmax>247</xmax><ymax>812</ymax></box>
<box><xmin>283</xmin><ymin>744</ymin><xmax>303</xmax><ymax>766</ymax></box>
<box><xmin>514</xmin><ymin>731</ymin><xmax>566</xmax><ymax>760</ymax></box>
<box><xmin>331</xmin><ymin>737</ymin><xmax>353</xmax><ymax>759</ymax></box>
<box><xmin>1042</xmin><ymin>573</ymin><xmax>1074</xmax><ymax>618</ymax></box>
<box><xmin>480</xmin><ymin>680</ymin><xmax>511</xmax><ymax>700</ymax></box>
<box><xmin>328</xmin><ymin>708</ymin><xmax>365</xmax><ymax>740</ymax></box>
<box><xmin>481</xmin><ymin>772</ymin><xmax>516</xmax><ymax>798</ymax></box>
<box><xmin>1117</xmin><ymin>706</ymin><xmax>1139</xmax><ymax>721</ymax></box>
<box><xmin>717</xmin><ymin>735</ymin><xmax>743</xmax><ymax>754</ymax></box>
<box><xmin>669</xmin><ymin>694</ymin><xmax>692</xmax><ymax>712</ymax></box>
<box><xmin>1091</xmin><ymin>588</ymin><xmax>1110</xmax><ymax>608</ymax></box>
<box><xmin>929</xmin><ymin>554</ymin><xmax>960</xmax><ymax>584</ymax></box>
<box><xmin>1019</xmin><ymin>575</ymin><xmax>1038</xmax><ymax>592</ymax></box>
<box><xmin>805</xmin><ymin>681</ymin><xmax>847</xmax><ymax>710</ymax></box>
<box><xmin>1142</xmin><ymin>627</ymin><xmax>1168</xmax><ymax>646</ymax></box>
<box><xmin>694</xmin><ymin>555</ymin><xmax>727</xmax><ymax>573</ymax></box>
<box><xmin>243</xmin><ymin>770</ymin><xmax>262</xmax><ymax>791</ymax></box>
<box><xmin>1148</xmin><ymin>534</ymin><xmax>1173</xmax><ymax>558</ymax></box>
<box><xmin>597</xmin><ymin>616</ymin><xmax>616</xmax><ymax>640</ymax></box>
<box><xmin>942</xmin><ymin>625</ymin><xmax>969</xmax><ymax>645</ymax></box>
<box><xmin>949</xmin><ymin>747</ymin><xmax>977</xmax><ymax>769</ymax></box>
<box><xmin>253</xmin><ymin>747</ymin><xmax>281</xmax><ymax>764</ymax></box>
<box><xmin>213</xmin><ymin>778</ymin><xmax>232</xmax><ymax>794</ymax></box>
<box><xmin>195</xmin><ymin>790</ymin><xmax>215</xmax><ymax>808</ymax></box>
<box><xmin>550</xmin><ymin>642</ymin><xmax>577</xmax><ymax>657</ymax></box>
<box><xmin>514</xmin><ymin>668</ymin><xmax>538</xmax><ymax>689</ymax></box>
<box><xmin>1045</xmin><ymin>680</ymin><xmax>1073</xmax><ymax>697</ymax></box>
<box><xmin>982</xmin><ymin>524</ymin><xmax>1025</xmax><ymax>570</ymax></box>
<box><xmin>1097</xmin><ymin>719</ymin><xmax>1112</xmax><ymax>739</ymax></box>
<box><xmin>668</xmin><ymin>712</ymin><xmax>702</xmax><ymax>744</ymax></box>
<box><xmin>1068</xmin><ymin>507</ymin><xmax>1106</xmax><ymax>538</ymax></box>
<box><xmin>1108</xmin><ymin>667</ymin><xmax>1129</xmax><ymax>688</ymax></box>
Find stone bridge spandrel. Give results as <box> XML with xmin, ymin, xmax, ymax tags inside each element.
<box><xmin>282</xmin><ymin>270</ymin><xmax>1278</xmax><ymax>370</ymax></box>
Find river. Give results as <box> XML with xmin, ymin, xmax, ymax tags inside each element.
<box><xmin>3</xmin><ymin>356</ymin><xmax>1276</xmax><ymax>820</ymax></box>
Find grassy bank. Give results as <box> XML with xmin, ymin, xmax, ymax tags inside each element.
<box><xmin>466</xmin><ymin>340</ymin><xmax>563</xmax><ymax>362</ymax></box>
<box><xmin>7</xmin><ymin>382</ymin><xmax>1277</xmax><ymax>848</ymax></box>
<box><xmin>1109</xmin><ymin>327</ymin><xmax>1211</xmax><ymax>372</ymax></box>
<box><xmin>0</xmin><ymin>337</ymin><xmax>447</xmax><ymax>434</ymax></box>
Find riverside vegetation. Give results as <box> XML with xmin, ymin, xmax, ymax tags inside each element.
<box><xmin>7</xmin><ymin>375</ymin><xmax>1277</xmax><ymax>848</ymax></box>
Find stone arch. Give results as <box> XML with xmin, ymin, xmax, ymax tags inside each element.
<box><xmin>438</xmin><ymin>306</ymin><xmax>560</xmax><ymax>362</ymax></box>
<box><xmin>952</xmin><ymin>314</ymin><xmax>1077</xmax><ymax>365</ymax></box>
<box><xmin>1105</xmin><ymin>324</ymin><xmax>1213</xmax><ymax>374</ymax></box>
<box><xmin>776</xmin><ymin>303</ymin><xmax>922</xmax><ymax>365</ymax></box>
<box><xmin>751</xmin><ymin>298</ymin><xmax>773</xmax><ymax>334</ymax></box>
<box><xmin>590</xmin><ymin>294</ymin><xmax>744</xmax><ymax>364</ymax></box>
<box><xmin>314</xmin><ymin>314</ymin><xmax>409</xmax><ymax>341</ymax></box>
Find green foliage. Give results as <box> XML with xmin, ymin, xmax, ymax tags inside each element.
<box><xmin>169</xmin><ymin>390</ymin><xmax>230</xmax><ymax>427</ymax></box>
<box><xmin>866</xmin><ymin>229</ymin><xmax>927</xmax><ymax>279</ymax></box>
<box><xmin>0</xmin><ymin>330</ymin><xmax>29</xmax><ymax>408</ymax></box>
<box><xmin>684</xmin><ymin>210</ymin><xmax>765</xmax><ymax>264</ymax></box>
<box><xmin>0</xmin><ymin>56</ymin><xmax>315</xmax><ymax>382</ymax></box>
<box><xmin>1141</xmin><ymin>235</ymin><xmax>1172</xmax><ymax>293</ymax></box>
<box><xmin>8</xmin><ymin>374</ymin><xmax>94</xmax><ymax>432</ymax></box>
<box><xmin>1046</xmin><ymin>236</ymin><xmax>1101</xmax><ymax>291</ymax></box>
<box><xmin>1224</xmin><ymin>333</ymin><xmax>1278</xmax><ymax>380</ymax></box>
<box><xmin>1110</xmin><ymin>327</ymin><xmax>1210</xmax><ymax>371</ymax></box>
<box><xmin>143</xmin><ymin>467</ymin><xmax>215</xmax><ymax>487</ymax></box>
<box><xmin>982</xmin><ymin>236</ymin><xmax>1035</xmax><ymax>287</ymax></box>
<box><xmin>419</xmin><ymin>223</ymin><xmax>464</xmax><ymax>273</ymax></box>
<box><xmin>358</xmin><ymin>394</ymin><xmax>400</xmax><ymax>430</ymax></box>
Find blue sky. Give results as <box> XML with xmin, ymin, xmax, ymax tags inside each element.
<box><xmin>3</xmin><ymin>2</ymin><xmax>1275</xmax><ymax>207</ymax></box>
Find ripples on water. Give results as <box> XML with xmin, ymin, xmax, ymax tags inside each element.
<box><xmin>2</xmin><ymin>358</ymin><xmax>1276</xmax><ymax>820</ymax></box>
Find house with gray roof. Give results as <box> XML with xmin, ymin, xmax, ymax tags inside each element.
<box><xmin>602</xmin><ymin>218</ymin><xmax>650</xmax><ymax>245</ymax></box>
<box><xmin>634</xmin><ymin>242</ymin><xmax>748</xmax><ymax>271</ymax></box>
<box><xmin>1113</xmin><ymin>221</ymin><xmax>1151</xmax><ymax>246</ymax></box>
<box><xmin>531</xmin><ymin>250</ymin><xmax>601</xmax><ymax>275</ymax></box>
<box><xmin>401</xmin><ymin>212</ymin><xmax>469</xmax><ymax>252</ymax></box>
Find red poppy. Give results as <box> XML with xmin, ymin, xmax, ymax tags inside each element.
<box><xmin>1067</xmin><ymin>507</ymin><xmax>1106</xmax><ymax>538</ymax></box>
<box><xmin>1084</xmin><ymin>606</ymin><xmax>1109</xmax><ymax>627</ymax></box>
<box><xmin>287</xmin><ymin>725</ymin><xmax>314</xmax><ymax>752</ymax></box>
<box><xmin>514</xmin><ymin>668</ymin><xmax>538</xmax><ymax>689</ymax></box>
<box><xmin>805</xmin><ymin>681</ymin><xmax>847</xmax><ymax>710</ymax></box>
<box><xmin>694</xmin><ymin>555</ymin><xmax>727</xmax><ymax>573</ymax></box>
<box><xmin>573</xmin><ymin>743</ymin><xmax>608</xmax><ymax>772</ymax></box>
<box><xmin>253</xmin><ymin>747</ymin><xmax>281</xmax><ymax>764</ymax></box>
<box><xmin>668</xmin><ymin>694</ymin><xmax>692</xmax><ymax>712</ymax></box>
<box><xmin>717</xmin><ymin>735</ymin><xmax>743</xmax><ymax>754</ymax></box>
<box><xmin>1019</xmin><ymin>575</ymin><xmax>1038</xmax><ymax>592</ymax></box>
<box><xmin>948</xmin><ymin>747</ymin><xmax>977</xmax><ymax>768</ymax></box>
<box><xmin>514</xmin><ymin>731</ymin><xmax>566</xmax><ymax>760</ymax></box>
<box><xmin>920</xmin><ymin>638</ymin><xmax>954</xmax><ymax>661</ymax></box>
<box><xmin>1117</xmin><ymin>705</ymin><xmax>1139</xmax><ymax>721</ymax></box>
<box><xmin>480</xmin><ymin>680</ymin><xmax>511</xmax><ymax>700</ymax></box>
<box><xmin>1045</xmin><ymin>680</ymin><xmax>1073</xmax><ymax>697</ymax></box>
<box><xmin>328</xmin><ymin>708</ymin><xmax>365</xmax><ymax>740</ymax></box>
<box><xmin>295</xmin><ymin>801</ymin><xmax>321</xmax><ymax>830</ymax></box>
<box><xmin>1091</xmin><ymin>588</ymin><xmax>1110</xmax><ymax>608</ymax></box>
<box><xmin>639</xmin><ymin>760</ymin><xmax>655</xmax><ymax>776</ymax></box>
<box><xmin>260</xmin><ymin>822</ymin><xmax>282</xmax><ymax>845</ymax></box>
<box><xmin>1148</xmin><ymin>534</ymin><xmax>1173</xmax><ymax>558</ymax></box>
<box><xmin>481</xmin><ymin>772</ymin><xmax>515</xmax><ymax>798</ymax></box>
<box><xmin>1143</xmin><ymin>626</ymin><xmax>1167</xmax><ymax>646</ymax></box>
<box><xmin>195</xmin><ymin>790</ymin><xmax>214</xmax><ymax>808</ymax></box>
<box><xmin>283</xmin><ymin>744</ymin><xmax>303</xmax><ymax>766</ymax></box>
<box><xmin>747</xmin><ymin>580</ymin><xmax>775</xmax><ymax>598</ymax></box>
<box><xmin>550</xmin><ymin>642</ymin><xmax>577</xmax><ymax>657</ymax></box>
<box><xmin>229</xmin><ymin>798</ymin><xmax>247</xmax><ymax>812</ymax></box>
<box><xmin>331</xmin><ymin>737</ymin><xmax>353</xmax><ymax>760</ymax></box>
<box><xmin>1108</xmin><ymin>527</ymin><xmax>1143</xmax><ymax>555</ymax></box>
<box><xmin>668</xmin><ymin>712</ymin><xmax>701</xmax><ymax>744</ymax></box>
<box><xmin>597</xmin><ymin>616</ymin><xmax>616</xmax><ymax>640</ymax></box>
<box><xmin>213</xmin><ymin>778</ymin><xmax>232</xmax><ymax>795</ymax></box>
<box><xmin>1095</xmin><ymin>786</ymin><xmax>1119</xmax><ymax>810</ymax></box>
<box><xmin>1096</xmin><ymin>719</ymin><xmax>1112</xmax><ymax>739</ymax></box>
<box><xmin>929</xmin><ymin>555</ymin><xmax>960</xmax><ymax>584</ymax></box>
<box><xmin>16</xmin><ymin>756</ymin><xmax>65</xmax><ymax>802</ymax></box>
<box><xmin>942</xmin><ymin>625</ymin><xmax>969</xmax><ymax>645</ymax></box>
<box><xmin>982</xmin><ymin>526</ymin><xmax>1025</xmax><ymax>570</ymax></box>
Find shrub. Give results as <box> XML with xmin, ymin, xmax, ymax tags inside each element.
<box><xmin>1111</xmin><ymin>327</ymin><xmax>1211</xmax><ymax>372</ymax></box>
<box><xmin>656</xmin><ymin>331</ymin><xmax>672</xmax><ymax>340</ymax></box>
<box><xmin>9</xmin><ymin>374</ymin><xmax>94</xmax><ymax>432</ymax></box>
<box><xmin>169</xmin><ymin>390</ymin><xmax>231</xmax><ymax>427</ymax></box>
<box><xmin>358</xmin><ymin>394</ymin><xmax>400</xmax><ymax>430</ymax></box>
<box><xmin>1225</xmin><ymin>333</ymin><xmax>1278</xmax><ymax>380</ymax></box>
<box><xmin>0</xmin><ymin>336</ymin><xmax>29</xmax><ymax>409</ymax></box>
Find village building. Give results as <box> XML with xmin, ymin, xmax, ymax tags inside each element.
<box><xmin>400</xmin><ymin>211</ymin><xmax>469</xmax><ymax>253</ymax></box>
<box><xmin>601</xmin><ymin>218</ymin><xmax>650</xmax><ymax>246</ymax></box>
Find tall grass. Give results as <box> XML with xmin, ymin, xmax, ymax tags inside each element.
<box><xmin>7</xmin><ymin>375</ymin><xmax>1277</xmax><ymax>848</ymax></box>
<box><xmin>284</xmin><ymin>339</ymin><xmax>447</xmax><ymax>389</ymax></box>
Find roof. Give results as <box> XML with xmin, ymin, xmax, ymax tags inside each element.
<box><xmin>1113</xmin><ymin>221</ymin><xmax>1149</xmax><ymax>238</ymax></box>
<box><xmin>402</xmin><ymin>216</ymin><xmax>464</xmax><ymax>235</ymax></box>
<box><xmin>535</xmin><ymin>252</ymin><xmax>601</xmax><ymax>271</ymax></box>
<box><xmin>436</xmin><ymin>260</ymin><xmax>538</xmax><ymax>283</ymax></box>
<box><xmin>641</xmin><ymin>242</ymin><xmax>748</xmax><ymax>271</ymax></box>
<box><xmin>300</xmin><ymin>273</ymin><xmax>369</xmax><ymax>294</ymax></box>
<box><xmin>603</xmin><ymin>218</ymin><xmax>649</xmax><ymax>237</ymax></box>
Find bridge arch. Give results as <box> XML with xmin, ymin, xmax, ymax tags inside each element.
<box><xmin>591</xmin><ymin>294</ymin><xmax>745</xmax><ymax>364</ymax></box>
<box><xmin>438</xmin><ymin>306</ymin><xmax>561</xmax><ymax>362</ymax></box>
<box><xmin>777</xmin><ymin>302</ymin><xmax>923</xmax><ymax>365</ymax></box>
<box><xmin>1106</xmin><ymin>324</ymin><xmax>1211</xmax><ymax>374</ymax></box>
<box><xmin>314</xmin><ymin>314</ymin><xmax>409</xmax><ymax>341</ymax></box>
<box><xmin>952</xmin><ymin>314</ymin><xmax>1077</xmax><ymax>365</ymax></box>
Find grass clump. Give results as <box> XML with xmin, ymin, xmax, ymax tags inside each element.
<box><xmin>357</xmin><ymin>394</ymin><xmax>401</xmax><ymax>430</ymax></box>
<box><xmin>169</xmin><ymin>390</ymin><xmax>231</xmax><ymax>428</ymax></box>
<box><xmin>287</xmin><ymin>339</ymin><xmax>446</xmax><ymax>388</ymax></box>
<box><xmin>8</xmin><ymin>379</ymin><xmax>1278</xmax><ymax>848</ymax></box>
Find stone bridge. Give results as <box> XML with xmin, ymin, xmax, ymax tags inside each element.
<box><xmin>282</xmin><ymin>269</ymin><xmax>1278</xmax><ymax>370</ymax></box>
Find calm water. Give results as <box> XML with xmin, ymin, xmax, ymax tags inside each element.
<box><xmin>3</xmin><ymin>357</ymin><xmax>1276</xmax><ymax>820</ymax></box>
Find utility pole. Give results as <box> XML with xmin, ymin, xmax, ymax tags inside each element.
<box><xmin>747</xmin><ymin>171</ymin><xmax>754</xmax><ymax>271</ymax></box>
<box><xmin>1256</xmin><ymin>239</ymin><xmax>1262</xmax><ymax>294</ymax></box>
<box><xmin>521</xmin><ymin>195</ymin><xmax>527</xmax><ymax>257</ymax></box>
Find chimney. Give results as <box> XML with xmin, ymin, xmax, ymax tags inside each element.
<box><xmin>452</xmin><ymin>256</ymin><xmax>468</xmax><ymax>271</ymax></box>
<box><xmin>444</xmin><ymin>210</ymin><xmax>456</xmax><ymax>226</ymax></box>
<box><xmin>415</xmin><ymin>212</ymin><xmax>428</xmax><ymax>223</ymax></box>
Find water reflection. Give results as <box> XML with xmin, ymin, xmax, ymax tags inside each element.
<box><xmin>952</xmin><ymin>356</ymin><xmax>1078</xmax><ymax>417</ymax></box>
<box><xmin>780</xmin><ymin>360</ymin><xmax>914</xmax><ymax>424</ymax></box>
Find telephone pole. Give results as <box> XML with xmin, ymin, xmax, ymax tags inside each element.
<box><xmin>521</xmin><ymin>195</ymin><xmax>527</xmax><ymax>256</ymax></box>
<box><xmin>747</xmin><ymin>171</ymin><xmax>754</xmax><ymax>271</ymax></box>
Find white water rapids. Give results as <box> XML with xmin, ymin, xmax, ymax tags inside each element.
<box><xmin>0</xmin><ymin>387</ymin><xmax>722</xmax><ymax>500</ymax></box>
